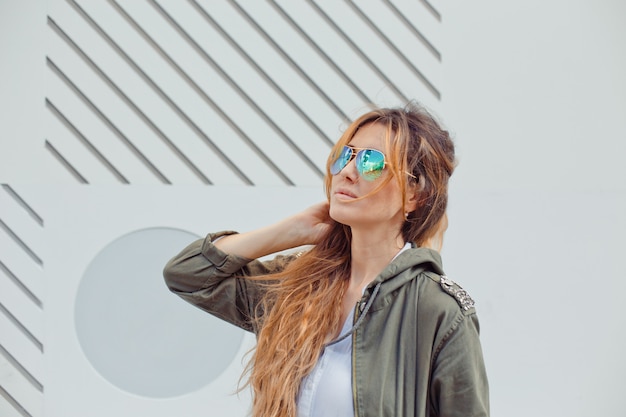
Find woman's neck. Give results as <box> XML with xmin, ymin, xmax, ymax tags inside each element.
<box><xmin>348</xmin><ymin>228</ymin><xmax>405</xmax><ymax>289</ymax></box>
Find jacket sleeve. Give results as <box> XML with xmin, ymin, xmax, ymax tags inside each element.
<box><xmin>429</xmin><ymin>311</ymin><xmax>490</xmax><ymax>417</ymax></box>
<box><xmin>162</xmin><ymin>231</ymin><xmax>297</xmax><ymax>333</ymax></box>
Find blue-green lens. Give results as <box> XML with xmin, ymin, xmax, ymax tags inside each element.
<box><xmin>356</xmin><ymin>149</ymin><xmax>385</xmax><ymax>181</ymax></box>
<box><xmin>330</xmin><ymin>146</ymin><xmax>353</xmax><ymax>175</ymax></box>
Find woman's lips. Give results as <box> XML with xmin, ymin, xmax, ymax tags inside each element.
<box><xmin>335</xmin><ymin>188</ymin><xmax>357</xmax><ymax>199</ymax></box>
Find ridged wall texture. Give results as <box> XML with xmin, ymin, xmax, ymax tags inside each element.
<box><xmin>1</xmin><ymin>1</ymin><xmax>442</xmax><ymax>416</ymax></box>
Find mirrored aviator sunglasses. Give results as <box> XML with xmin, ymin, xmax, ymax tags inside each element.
<box><xmin>330</xmin><ymin>145</ymin><xmax>386</xmax><ymax>181</ymax></box>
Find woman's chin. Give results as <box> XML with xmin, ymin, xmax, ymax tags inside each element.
<box><xmin>328</xmin><ymin>206</ymin><xmax>354</xmax><ymax>226</ymax></box>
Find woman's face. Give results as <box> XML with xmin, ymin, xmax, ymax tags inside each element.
<box><xmin>329</xmin><ymin>122</ymin><xmax>407</xmax><ymax>231</ymax></box>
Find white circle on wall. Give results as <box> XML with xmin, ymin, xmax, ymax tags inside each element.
<box><xmin>74</xmin><ymin>227</ymin><xmax>245</xmax><ymax>398</ymax></box>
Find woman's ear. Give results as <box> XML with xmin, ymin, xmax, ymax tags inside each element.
<box><xmin>405</xmin><ymin>182</ymin><xmax>420</xmax><ymax>214</ymax></box>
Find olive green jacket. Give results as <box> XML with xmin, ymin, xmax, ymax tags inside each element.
<box><xmin>163</xmin><ymin>231</ymin><xmax>489</xmax><ymax>417</ymax></box>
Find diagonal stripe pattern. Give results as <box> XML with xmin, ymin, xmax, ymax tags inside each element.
<box><xmin>0</xmin><ymin>185</ymin><xmax>45</xmax><ymax>417</ymax></box>
<box><xmin>44</xmin><ymin>0</ymin><xmax>443</xmax><ymax>186</ymax></box>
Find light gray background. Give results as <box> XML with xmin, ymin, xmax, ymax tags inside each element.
<box><xmin>1</xmin><ymin>0</ymin><xmax>625</xmax><ymax>416</ymax></box>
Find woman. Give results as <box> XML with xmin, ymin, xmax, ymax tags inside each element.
<box><xmin>164</xmin><ymin>103</ymin><xmax>489</xmax><ymax>417</ymax></box>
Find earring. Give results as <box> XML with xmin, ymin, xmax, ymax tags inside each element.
<box><xmin>404</xmin><ymin>212</ymin><xmax>409</xmax><ymax>220</ymax></box>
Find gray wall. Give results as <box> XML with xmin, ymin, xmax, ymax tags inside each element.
<box><xmin>1</xmin><ymin>0</ymin><xmax>625</xmax><ymax>416</ymax></box>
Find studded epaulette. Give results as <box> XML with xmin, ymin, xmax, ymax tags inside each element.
<box><xmin>439</xmin><ymin>275</ymin><xmax>475</xmax><ymax>311</ymax></box>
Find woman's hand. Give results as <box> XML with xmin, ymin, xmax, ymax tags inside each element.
<box><xmin>214</xmin><ymin>201</ymin><xmax>332</xmax><ymax>259</ymax></box>
<box><xmin>287</xmin><ymin>201</ymin><xmax>332</xmax><ymax>246</ymax></box>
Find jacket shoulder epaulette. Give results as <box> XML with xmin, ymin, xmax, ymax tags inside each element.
<box><xmin>439</xmin><ymin>275</ymin><xmax>475</xmax><ymax>311</ymax></box>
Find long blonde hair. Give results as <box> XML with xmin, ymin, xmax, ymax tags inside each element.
<box><xmin>244</xmin><ymin>102</ymin><xmax>455</xmax><ymax>417</ymax></box>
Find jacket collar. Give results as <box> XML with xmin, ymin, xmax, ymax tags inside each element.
<box><xmin>363</xmin><ymin>246</ymin><xmax>444</xmax><ymax>301</ymax></box>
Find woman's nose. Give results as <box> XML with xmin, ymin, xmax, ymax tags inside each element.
<box><xmin>341</xmin><ymin>157</ymin><xmax>359</xmax><ymax>182</ymax></box>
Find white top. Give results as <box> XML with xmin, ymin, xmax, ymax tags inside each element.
<box><xmin>296</xmin><ymin>243</ymin><xmax>411</xmax><ymax>417</ymax></box>
<box><xmin>296</xmin><ymin>308</ymin><xmax>355</xmax><ymax>417</ymax></box>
